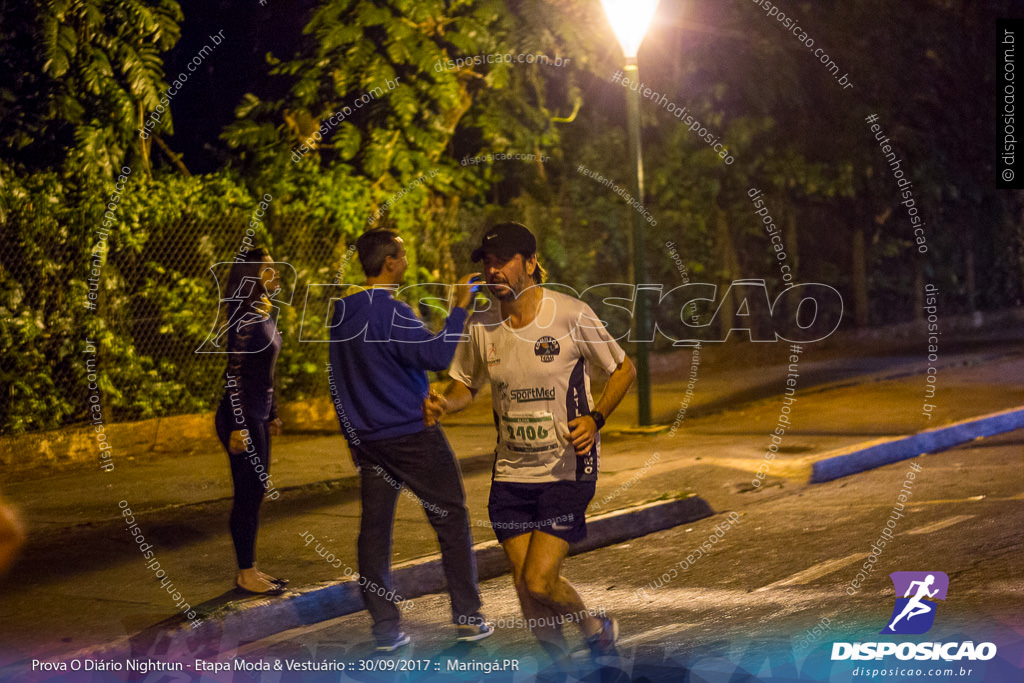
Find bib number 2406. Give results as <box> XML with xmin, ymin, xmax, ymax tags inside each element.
<box><xmin>505</xmin><ymin>424</ymin><xmax>549</xmax><ymax>441</ymax></box>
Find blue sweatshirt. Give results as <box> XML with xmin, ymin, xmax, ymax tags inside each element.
<box><xmin>327</xmin><ymin>286</ymin><xmax>468</xmax><ymax>442</ymax></box>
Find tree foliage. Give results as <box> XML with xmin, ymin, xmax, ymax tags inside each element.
<box><xmin>1</xmin><ymin>0</ymin><xmax>181</xmax><ymax>178</ymax></box>
<box><xmin>0</xmin><ymin>0</ymin><xmax>1021</xmax><ymax>434</ymax></box>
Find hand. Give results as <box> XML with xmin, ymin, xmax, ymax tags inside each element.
<box><xmin>269</xmin><ymin>417</ymin><xmax>283</xmax><ymax>436</ymax></box>
<box><xmin>453</xmin><ymin>272</ymin><xmax>482</xmax><ymax>311</ymax></box>
<box><xmin>566</xmin><ymin>415</ymin><xmax>598</xmax><ymax>455</ymax></box>
<box><xmin>253</xmin><ymin>294</ymin><xmax>273</xmax><ymax>318</ymax></box>
<box><xmin>228</xmin><ymin>430</ymin><xmax>246</xmax><ymax>455</ymax></box>
<box><xmin>423</xmin><ymin>391</ymin><xmax>448</xmax><ymax>427</ymax></box>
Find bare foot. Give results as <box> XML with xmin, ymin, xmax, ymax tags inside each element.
<box><xmin>256</xmin><ymin>569</ymin><xmax>288</xmax><ymax>585</ymax></box>
<box><xmin>236</xmin><ymin>568</ymin><xmax>282</xmax><ymax>594</ymax></box>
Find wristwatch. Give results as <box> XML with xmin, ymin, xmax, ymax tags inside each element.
<box><xmin>588</xmin><ymin>410</ymin><xmax>606</xmax><ymax>431</ymax></box>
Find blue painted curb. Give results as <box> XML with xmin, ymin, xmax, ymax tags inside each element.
<box><xmin>37</xmin><ymin>495</ymin><xmax>714</xmax><ymax>665</ymax></box>
<box><xmin>811</xmin><ymin>407</ymin><xmax>1024</xmax><ymax>483</ymax></box>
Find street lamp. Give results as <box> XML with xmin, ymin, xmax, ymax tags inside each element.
<box><xmin>601</xmin><ymin>0</ymin><xmax>660</xmax><ymax>426</ymax></box>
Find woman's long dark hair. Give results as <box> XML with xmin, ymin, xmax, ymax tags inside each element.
<box><xmin>224</xmin><ymin>248</ymin><xmax>271</xmax><ymax>317</ymax></box>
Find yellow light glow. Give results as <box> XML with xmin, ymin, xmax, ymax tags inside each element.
<box><xmin>600</xmin><ymin>0</ymin><xmax>660</xmax><ymax>59</ymax></box>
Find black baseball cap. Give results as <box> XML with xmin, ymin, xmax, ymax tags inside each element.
<box><xmin>470</xmin><ymin>222</ymin><xmax>537</xmax><ymax>262</ymax></box>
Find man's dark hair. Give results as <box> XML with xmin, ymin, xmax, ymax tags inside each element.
<box><xmin>356</xmin><ymin>229</ymin><xmax>401</xmax><ymax>277</ymax></box>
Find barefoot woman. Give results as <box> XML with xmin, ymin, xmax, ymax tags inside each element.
<box><xmin>214</xmin><ymin>248</ymin><xmax>287</xmax><ymax>595</ymax></box>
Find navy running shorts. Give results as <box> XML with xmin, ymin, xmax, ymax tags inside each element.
<box><xmin>487</xmin><ymin>479</ymin><xmax>596</xmax><ymax>544</ymax></box>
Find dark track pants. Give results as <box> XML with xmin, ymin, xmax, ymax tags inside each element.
<box><xmin>351</xmin><ymin>426</ymin><xmax>483</xmax><ymax>639</ymax></box>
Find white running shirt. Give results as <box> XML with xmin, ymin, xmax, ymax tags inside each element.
<box><xmin>449</xmin><ymin>289</ymin><xmax>626</xmax><ymax>483</ymax></box>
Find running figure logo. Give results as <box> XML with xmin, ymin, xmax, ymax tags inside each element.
<box><xmin>881</xmin><ymin>571</ymin><xmax>949</xmax><ymax>635</ymax></box>
<box><xmin>195</xmin><ymin>261</ymin><xmax>296</xmax><ymax>354</ymax></box>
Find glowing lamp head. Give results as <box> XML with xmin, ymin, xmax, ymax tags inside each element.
<box><xmin>600</xmin><ymin>0</ymin><xmax>660</xmax><ymax>59</ymax></box>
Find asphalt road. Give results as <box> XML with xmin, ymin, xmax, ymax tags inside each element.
<box><xmin>1</xmin><ymin>326</ymin><xmax>1020</xmax><ymax>681</ymax></box>
<box><xmin>223</xmin><ymin>430</ymin><xmax>1024</xmax><ymax>682</ymax></box>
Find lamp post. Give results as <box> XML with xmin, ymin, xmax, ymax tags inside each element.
<box><xmin>601</xmin><ymin>0</ymin><xmax>660</xmax><ymax>426</ymax></box>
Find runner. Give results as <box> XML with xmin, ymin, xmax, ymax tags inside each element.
<box><xmin>424</xmin><ymin>222</ymin><xmax>636</xmax><ymax>660</ymax></box>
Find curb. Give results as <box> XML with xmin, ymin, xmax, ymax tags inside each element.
<box><xmin>45</xmin><ymin>495</ymin><xmax>714</xmax><ymax>663</ymax></box>
<box><xmin>810</xmin><ymin>406</ymin><xmax>1024</xmax><ymax>483</ymax></box>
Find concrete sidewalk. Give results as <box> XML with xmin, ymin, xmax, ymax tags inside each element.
<box><xmin>7</xmin><ymin>328</ymin><xmax>1020</xmax><ymax>533</ymax></box>
<box><xmin>1</xmin><ymin>325</ymin><xmax>1022</xmax><ymax>666</ymax></box>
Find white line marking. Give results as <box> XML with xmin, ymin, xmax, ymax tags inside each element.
<box><xmin>570</xmin><ymin>623</ymin><xmax>700</xmax><ymax>660</ymax></box>
<box><xmin>616</xmin><ymin>624</ymin><xmax>698</xmax><ymax>647</ymax></box>
<box><xmin>756</xmin><ymin>553</ymin><xmax>868</xmax><ymax>592</ymax></box>
<box><xmin>906</xmin><ymin>514</ymin><xmax>975</xmax><ymax>535</ymax></box>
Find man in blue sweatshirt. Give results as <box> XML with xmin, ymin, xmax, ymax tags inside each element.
<box><xmin>328</xmin><ymin>229</ymin><xmax>490</xmax><ymax>651</ymax></box>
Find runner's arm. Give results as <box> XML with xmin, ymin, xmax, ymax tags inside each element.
<box><xmin>567</xmin><ymin>357</ymin><xmax>636</xmax><ymax>453</ymax></box>
<box><xmin>593</xmin><ymin>356</ymin><xmax>636</xmax><ymax>419</ymax></box>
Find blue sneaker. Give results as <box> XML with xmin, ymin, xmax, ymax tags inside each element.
<box><xmin>585</xmin><ymin>617</ymin><xmax>619</xmax><ymax>659</ymax></box>
<box><xmin>456</xmin><ymin>621</ymin><xmax>494</xmax><ymax>642</ymax></box>
<box><xmin>375</xmin><ymin>631</ymin><xmax>411</xmax><ymax>652</ymax></box>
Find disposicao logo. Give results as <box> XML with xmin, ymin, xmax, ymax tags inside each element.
<box><xmin>882</xmin><ymin>571</ymin><xmax>948</xmax><ymax>635</ymax></box>
<box><xmin>831</xmin><ymin>571</ymin><xmax>997</xmax><ymax>662</ymax></box>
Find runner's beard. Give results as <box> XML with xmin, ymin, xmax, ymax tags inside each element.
<box><xmin>487</xmin><ymin>277</ymin><xmax>517</xmax><ymax>301</ymax></box>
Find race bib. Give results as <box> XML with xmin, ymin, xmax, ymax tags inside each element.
<box><xmin>499</xmin><ymin>411</ymin><xmax>561</xmax><ymax>460</ymax></box>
